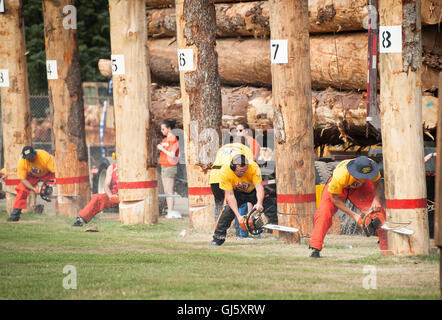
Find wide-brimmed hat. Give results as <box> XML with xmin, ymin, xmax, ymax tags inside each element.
<box><xmin>347</xmin><ymin>156</ymin><xmax>379</xmax><ymax>180</ymax></box>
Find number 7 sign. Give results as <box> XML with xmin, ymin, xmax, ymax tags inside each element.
<box><xmin>270</xmin><ymin>40</ymin><xmax>288</xmax><ymax>64</ymax></box>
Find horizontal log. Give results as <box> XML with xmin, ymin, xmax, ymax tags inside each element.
<box><xmin>145</xmin><ymin>34</ymin><xmax>439</xmax><ymax>91</ymax></box>
<box><xmin>146</xmin><ymin>0</ymin><xmax>441</xmax><ymax>37</ymax></box>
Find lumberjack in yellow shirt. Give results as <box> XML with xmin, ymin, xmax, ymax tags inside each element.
<box><xmin>7</xmin><ymin>146</ymin><xmax>55</xmax><ymax>222</ymax></box>
<box><xmin>310</xmin><ymin>156</ymin><xmax>383</xmax><ymax>258</ymax></box>
<box><xmin>210</xmin><ymin>154</ymin><xmax>273</xmax><ymax>246</ymax></box>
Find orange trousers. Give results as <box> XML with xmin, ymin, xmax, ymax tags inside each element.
<box><xmin>310</xmin><ymin>179</ymin><xmax>388</xmax><ymax>251</ymax></box>
<box><xmin>13</xmin><ymin>173</ymin><xmax>55</xmax><ymax>209</ymax></box>
<box><xmin>78</xmin><ymin>193</ymin><xmax>118</xmax><ymax>223</ymax></box>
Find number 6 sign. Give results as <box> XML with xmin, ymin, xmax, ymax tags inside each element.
<box><xmin>379</xmin><ymin>26</ymin><xmax>402</xmax><ymax>53</ymax></box>
<box><xmin>177</xmin><ymin>49</ymin><xmax>195</xmax><ymax>71</ymax></box>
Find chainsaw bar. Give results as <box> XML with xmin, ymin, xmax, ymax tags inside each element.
<box><xmin>381</xmin><ymin>224</ymin><xmax>414</xmax><ymax>236</ymax></box>
<box><xmin>263</xmin><ymin>224</ymin><xmax>299</xmax><ymax>233</ymax></box>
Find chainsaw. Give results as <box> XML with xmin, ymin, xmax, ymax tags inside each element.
<box><xmin>358</xmin><ymin>209</ymin><xmax>414</xmax><ymax>236</ymax></box>
<box><xmin>244</xmin><ymin>208</ymin><xmax>299</xmax><ymax>235</ymax></box>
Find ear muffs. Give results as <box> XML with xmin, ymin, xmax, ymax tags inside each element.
<box><xmin>22</xmin><ymin>149</ymin><xmax>37</xmax><ymax>159</ymax></box>
<box><xmin>230</xmin><ymin>154</ymin><xmax>248</xmax><ymax>172</ymax></box>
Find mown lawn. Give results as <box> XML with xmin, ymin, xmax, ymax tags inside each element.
<box><xmin>0</xmin><ymin>205</ymin><xmax>439</xmax><ymax>300</ymax></box>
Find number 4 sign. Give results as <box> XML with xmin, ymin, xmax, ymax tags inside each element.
<box><xmin>379</xmin><ymin>26</ymin><xmax>402</xmax><ymax>53</ymax></box>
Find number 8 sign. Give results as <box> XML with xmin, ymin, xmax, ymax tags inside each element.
<box><xmin>379</xmin><ymin>26</ymin><xmax>402</xmax><ymax>53</ymax></box>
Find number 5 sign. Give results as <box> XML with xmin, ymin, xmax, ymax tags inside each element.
<box><xmin>379</xmin><ymin>26</ymin><xmax>402</xmax><ymax>53</ymax></box>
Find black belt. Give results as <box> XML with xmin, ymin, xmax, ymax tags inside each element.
<box><xmin>212</xmin><ymin>165</ymin><xmax>221</xmax><ymax>169</ymax></box>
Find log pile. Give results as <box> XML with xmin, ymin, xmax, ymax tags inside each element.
<box><xmin>141</xmin><ymin>0</ymin><xmax>441</xmax><ymax>146</ymax></box>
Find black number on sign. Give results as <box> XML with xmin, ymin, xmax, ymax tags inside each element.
<box><xmin>382</xmin><ymin>31</ymin><xmax>392</xmax><ymax>49</ymax></box>
<box><xmin>0</xmin><ymin>72</ymin><xmax>4</xmax><ymax>83</ymax></box>
<box><xmin>272</xmin><ymin>43</ymin><xmax>279</xmax><ymax>60</ymax></box>
<box><xmin>179</xmin><ymin>53</ymin><xmax>186</xmax><ymax>67</ymax></box>
<box><xmin>47</xmin><ymin>63</ymin><xmax>52</xmax><ymax>75</ymax></box>
<box><xmin>111</xmin><ymin>59</ymin><xmax>118</xmax><ymax>73</ymax></box>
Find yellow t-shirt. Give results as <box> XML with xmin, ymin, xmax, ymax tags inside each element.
<box><xmin>218</xmin><ymin>160</ymin><xmax>262</xmax><ymax>193</ymax></box>
<box><xmin>17</xmin><ymin>149</ymin><xmax>55</xmax><ymax>179</ymax></box>
<box><xmin>209</xmin><ymin>143</ymin><xmax>254</xmax><ymax>184</ymax></box>
<box><xmin>327</xmin><ymin>159</ymin><xmax>381</xmax><ymax>194</ymax></box>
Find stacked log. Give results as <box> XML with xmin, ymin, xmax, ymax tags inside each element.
<box><xmin>142</xmin><ymin>0</ymin><xmax>441</xmax><ymax>147</ymax></box>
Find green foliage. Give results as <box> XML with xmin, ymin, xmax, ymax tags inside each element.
<box><xmin>23</xmin><ymin>0</ymin><xmax>111</xmax><ymax>94</ymax></box>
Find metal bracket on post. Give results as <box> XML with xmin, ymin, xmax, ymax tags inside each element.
<box><xmin>366</xmin><ymin>0</ymin><xmax>382</xmax><ymax>138</ymax></box>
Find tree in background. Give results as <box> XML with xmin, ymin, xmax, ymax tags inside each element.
<box><xmin>24</xmin><ymin>0</ymin><xmax>110</xmax><ymax>94</ymax></box>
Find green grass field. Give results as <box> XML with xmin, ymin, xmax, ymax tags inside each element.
<box><xmin>0</xmin><ymin>205</ymin><xmax>439</xmax><ymax>300</ymax></box>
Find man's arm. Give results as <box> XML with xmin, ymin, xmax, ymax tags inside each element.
<box><xmin>21</xmin><ymin>179</ymin><xmax>35</xmax><ymax>191</ymax></box>
<box><xmin>225</xmin><ymin>189</ymin><xmax>241</xmax><ymax>220</ymax></box>
<box><xmin>370</xmin><ymin>178</ymin><xmax>383</xmax><ymax>212</ymax></box>
<box><xmin>330</xmin><ymin>193</ymin><xmax>360</xmax><ymax>222</ymax></box>
<box><xmin>253</xmin><ymin>182</ymin><xmax>264</xmax><ymax>212</ymax></box>
<box><xmin>103</xmin><ymin>165</ymin><xmax>114</xmax><ymax>198</ymax></box>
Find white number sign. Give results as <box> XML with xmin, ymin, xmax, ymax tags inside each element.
<box><xmin>46</xmin><ymin>60</ymin><xmax>58</xmax><ymax>80</ymax></box>
<box><xmin>0</xmin><ymin>69</ymin><xmax>10</xmax><ymax>87</ymax></box>
<box><xmin>379</xmin><ymin>26</ymin><xmax>402</xmax><ymax>53</ymax></box>
<box><xmin>177</xmin><ymin>49</ymin><xmax>195</xmax><ymax>71</ymax></box>
<box><xmin>111</xmin><ymin>54</ymin><xmax>125</xmax><ymax>75</ymax></box>
<box><xmin>0</xmin><ymin>0</ymin><xmax>4</xmax><ymax>13</ymax></box>
<box><xmin>270</xmin><ymin>40</ymin><xmax>288</xmax><ymax>64</ymax></box>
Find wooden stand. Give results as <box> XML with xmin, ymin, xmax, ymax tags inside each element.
<box><xmin>42</xmin><ymin>0</ymin><xmax>91</xmax><ymax>217</ymax></box>
<box><xmin>379</xmin><ymin>0</ymin><xmax>429</xmax><ymax>255</ymax></box>
<box><xmin>0</xmin><ymin>0</ymin><xmax>33</xmax><ymax>214</ymax></box>
<box><xmin>175</xmin><ymin>0</ymin><xmax>222</xmax><ymax>231</ymax></box>
<box><xmin>270</xmin><ymin>0</ymin><xmax>317</xmax><ymax>243</ymax></box>
<box><xmin>435</xmin><ymin>72</ymin><xmax>442</xmax><ymax>298</ymax></box>
<box><xmin>108</xmin><ymin>0</ymin><xmax>158</xmax><ymax>224</ymax></box>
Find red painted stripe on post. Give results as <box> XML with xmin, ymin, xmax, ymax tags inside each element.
<box><xmin>188</xmin><ymin>187</ymin><xmax>213</xmax><ymax>196</ymax></box>
<box><xmin>118</xmin><ymin>180</ymin><xmax>158</xmax><ymax>189</ymax></box>
<box><xmin>55</xmin><ymin>176</ymin><xmax>89</xmax><ymax>184</ymax></box>
<box><xmin>385</xmin><ymin>198</ymin><xmax>427</xmax><ymax>210</ymax></box>
<box><xmin>277</xmin><ymin>193</ymin><xmax>316</xmax><ymax>204</ymax></box>
<box><xmin>5</xmin><ymin>179</ymin><xmax>21</xmax><ymax>186</ymax></box>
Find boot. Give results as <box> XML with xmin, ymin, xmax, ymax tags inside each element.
<box><xmin>7</xmin><ymin>208</ymin><xmax>22</xmax><ymax>222</ymax></box>
<box><xmin>72</xmin><ymin>217</ymin><xmax>86</xmax><ymax>227</ymax></box>
<box><xmin>309</xmin><ymin>248</ymin><xmax>321</xmax><ymax>258</ymax></box>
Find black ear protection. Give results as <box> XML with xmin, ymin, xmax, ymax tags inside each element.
<box><xmin>22</xmin><ymin>147</ymin><xmax>37</xmax><ymax>159</ymax></box>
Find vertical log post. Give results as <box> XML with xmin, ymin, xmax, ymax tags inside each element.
<box><xmin>109</xmin><ymin>0</ymin><xmax>158</xmax><ymax>224</ymax></box>
<box><xmin>379</xmin><ymin>0</ymin><xmax>429</xmax><ymax>255</ymax></box>
<box><xmin>175</xmin><ymin>0</ymin><xmax>222</xmax><ymax>231</ymax></box>
<box><xmin>42</xmin><ymin>0</ymin><xmax>91</xmax><ymax>217</ymax></box>
<box><xmin>269</xmin><ymin>0</ymin><xmax>316</xmax><ymax>243</ymax></box>
<box><xmin>0</xmin><ymin>0</ymin><xmax>34</xmax><ymax>214</ymax></box>
<box><xmin>435</xmin><ymin>72</ymin><xmax>442</xmax><ymax>298</ymax></box>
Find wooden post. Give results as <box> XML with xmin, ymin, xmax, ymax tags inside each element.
<box><xmin>42</xmin><ymin>0</ymin><xmax>91</xmax><ymax>217</ymax></box>
<box><xmin>0</xmin><ymin>0</ymin><xmax>34</xmax><ymax>214</ymax></box>
<box><xmin>269</xmin><ymin>0</ymin><xmax>316</xmax><ymax>243</ymax></box>
<box><xmin>435</xmin><ymin>72</ymin><xmax>442</xmax><ymax>298</ymax></box>
<box><xmin>379</xmin><ymin>0</ymin><xmax>429</xmax><ymax>255</ymax></box>
<box><xmin>175</xmin><ymin>0</ymin><xmax>222</xmax><ymax>231</ymax></box>
<box><xmin>109</xmin><ymin>0</ymin><xmax>158</xmax><ymax>224</ymax></box>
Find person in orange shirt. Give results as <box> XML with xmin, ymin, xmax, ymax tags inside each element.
<box><xmin>157</xmin><ymin>119</ymin><xmax>181</xmax><ymax>218</ymax></box>
<box><xmin>235</xmin><ymin>122</ymin><xmax>261</xmax><ymax>161</ymax></box>
<box><xmin>7</xmin><ymin>146</ymin><xmax>55</xmax><ymax>222</ymax></box>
